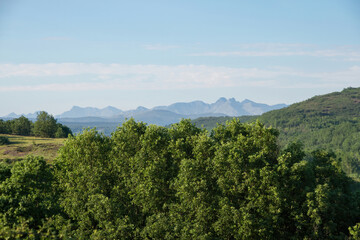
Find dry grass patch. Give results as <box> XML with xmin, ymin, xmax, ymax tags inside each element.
<box><xmin>0</xmin><ymin>134</ymin><xmax>66</xmax><ymax>163</ymax></box>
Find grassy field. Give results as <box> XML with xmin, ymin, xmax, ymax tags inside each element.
<box><xmin>0</xmin><ymin>134</ymin><xmax>66</xmax><ymax>163</ymax></box>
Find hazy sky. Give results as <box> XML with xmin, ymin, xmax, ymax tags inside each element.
<box><xmin>0</xmin><ymin>0</ymin><xmax>359</xmax><ymax>116</ymax></box>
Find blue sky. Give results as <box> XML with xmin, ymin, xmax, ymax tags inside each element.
<box><xmin>0</xmin><ymin>0</ymin><xmax>359</xmax><ymax>116</ymax></box>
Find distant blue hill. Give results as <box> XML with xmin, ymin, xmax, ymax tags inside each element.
<box><xmin>2</xmin><ymin>98</ymin><xmax>287</xmax><ymax>127</ymax></box>
<box><xmin>55</xmin><ymin>97</ymin><xmax>287</xmax><ymax>121</ymax></box>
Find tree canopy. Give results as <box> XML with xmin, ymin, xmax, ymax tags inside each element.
<box><xmin>1</xmin><ymin>119</ymin><xmax>358</xmax><ymax>239</ymax></box>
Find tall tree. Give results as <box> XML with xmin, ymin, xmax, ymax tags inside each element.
<box><xmin>0</xmin><ymin>120</ymin><xmax>10</xmax><ymax>134</ymax></box>
<box><xmin>11</xmin><ymin>116</ymin><xmax>32</xmax><ymax>136</ymax></box>
<box><xmin>33</xmin><ymin>111</ymin><xmax>58</xmax><ymax>138</ymax></box>
<box><xmin>55</xmin><ymin>129</ymin><xmax>134</xmax><ymax>239</ymax></box>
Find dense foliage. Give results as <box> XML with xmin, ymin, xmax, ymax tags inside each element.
<box><xmin>0</xmin><ymin>111</ymin><xmax>72</xmax><ymax>138</ymax></box>
<box><xmin>0</xmin><ymin>119</ymin><xmax>359</xmax><ymax>239</ymax></box>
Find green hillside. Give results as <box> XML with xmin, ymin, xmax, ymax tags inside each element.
<box><xmin>259</xmin><ymin>87</ymin><xmax>360</xmax><ymax>125</ymax></box>
<box><xmin>257</xmin><ymin>87</ymin><xmax>360</xmax><ymax>177</ymax></box>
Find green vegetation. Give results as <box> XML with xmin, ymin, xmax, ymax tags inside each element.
<box><xmin>258</xmin><ymin>87</ymin><xmax>360</xmax><ymax>178</ymax></box>
<box><xmin>0</xmin><ymin>119</ymin><xmax>359</xmax><ymax>239</ymax></box>
<box><xmin>0</xmin><ymin>111</ymin><xmax>72</xmax><ymax>138</ymax></box>
<box><xmin>0</xmin><ymin>136</ymin><xmax>9</xmax><ymax>145</ymax></box>
<box><xmin>192</xmin><ymin>115</ymin><xmax>257</xmax><ymax>131</ymax></box>
<box><xmin>0</xmin><ymin>156</ymin><xmax>60</xmax><ymax>239</ymax></box>
<box><xmin>1</xmin><ymin>88</ymin><xmax>360</xmax><ymax>238</ymax></box>
<box><xmin>10</xmin><ymin>116</ymin><xmax>32</xmax><ymax>136</ymax></box>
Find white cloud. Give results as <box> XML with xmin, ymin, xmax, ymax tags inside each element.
<box><xmin>0</xmin><ymin>63</ymin><xmax>358</xmax><ymax>92</ymax></box>
<box><xmin>0</xmin><ymin>63</ymin><xmax>299</xmax><ymax>79</ymax></box>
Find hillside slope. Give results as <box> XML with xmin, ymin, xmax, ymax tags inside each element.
<box><xmin>258</xmin><ymin>87</ymin><xmax>360</xmax><ymax>177</ymax></box>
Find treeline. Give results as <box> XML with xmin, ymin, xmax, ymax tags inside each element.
<box><xmin>0</xmin><ymin>119</ymin><xmax>359</xmax><ymax>239</ymax></box>
<box><xmin>192</xmin><ymin>115</ymin><xmax>257</xmax><ymax>131</ymax></box>
<box><xmin>0</xmin><ymin>111</ymin><xmax>72</xmax><ymax>138</ymax></box>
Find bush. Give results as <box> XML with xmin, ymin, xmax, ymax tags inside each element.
<box><xmin>0</xmin><ymin>136</ymin><xmax>9</xmax><ymax>145</ymax></box>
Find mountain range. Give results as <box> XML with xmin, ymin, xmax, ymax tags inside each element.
<box><xmin>3</xmin><ymin>98</ymin><xmax>286</xmax><ymax>126</ymax></box>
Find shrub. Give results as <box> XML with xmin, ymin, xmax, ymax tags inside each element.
<box><xmin>0</xmin><ymin>136</ymin><xmax>10</xmax><ymax>145</ymax></box>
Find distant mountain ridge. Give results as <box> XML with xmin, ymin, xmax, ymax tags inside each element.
<box><xmin>59</xmin><ymin>106</ymin><xmax>123</xmax><ymax>118</ymax></box>
<box><xmin>56</xmin><ymin>98</ymin><xmax>286</xmax><ymax>119</ymax></box>
<box><xmin>4</xmin><ymin>111</ymin><xmax>40</xmax><ymax>120</ymax></box>
<box><xmin>2</xmin><ymin>98</ymin><xmax>287</xmax><ymax>126</ymax></box>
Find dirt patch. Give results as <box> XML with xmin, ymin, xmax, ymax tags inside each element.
<box><xmin>3</xmin><ymin>148</ymin><xmax>30</xmax><ymax>157</ymax></box>
<box><xmin>33</xmin><ymin>143</ymin><xmax>62</xmax><ymax>151</ymax></box>
<box><xmin>16</xmin><ymin>145</ymin><xmax>33</xmax><ymax>152</ymax></box>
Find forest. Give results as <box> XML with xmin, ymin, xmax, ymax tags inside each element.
<box><xmin>1</xmin><ymin>118</ymin><xmax>359</xmax><ymax>239</ymax></box>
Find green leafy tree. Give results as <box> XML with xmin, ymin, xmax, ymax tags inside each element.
<box><xmin>0</xmin><ymin>119</ymin><xmax>11</xmax><ymax>134</ymax></box>
<box><xmin>303</xmin><ymin>150</ymin><xmax>359</xmax><ymax>239</ymax></box>
<box><xmin>11</xmin><ymin>116</ymin><xmax>32</xmax><ymax>136</ymax></box>
<box><xmin>0</xmin><ymin>156</ymin><xmax>60</xmax><ymax>239</ymax></box>
<box><xmin>111</xmin><ymin>119</ymin><xmax>174</xmax><ymax>238</ymax></box>
<box><xmin>33</xmin><ymin>111</ymin><xmax>58</xmax><ymax>138</ymax></box>
<box><xmin>55</xmin><ymin>123</ymin><xmax>73</xmax><ymax>138</ymax></box>
<box><xmin>211</xmin><ymin>120</ymin><xmax>280</xmax><ymax>239</ymax></box>
<box><xmin>55</xmin><ymin>128</ymin><xmax>135</xmax><ymax>239</ymax></box>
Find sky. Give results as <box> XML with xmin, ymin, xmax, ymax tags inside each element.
<box><xmin>0</xmin><ymin>0</ymin><xmax>359</xmax><ymax>116</ymax></box>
